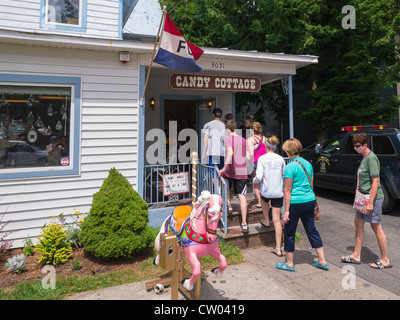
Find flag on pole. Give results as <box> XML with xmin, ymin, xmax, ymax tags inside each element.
<box><xmin>153</xmin><ymin>13</ymin><xmax>204</xmax><ymax>72</ymax></box>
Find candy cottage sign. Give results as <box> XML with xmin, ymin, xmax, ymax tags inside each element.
<box><xmin>169</xmin><ymin>73</ymin><xmax>261</xmax><ymax>92</ymax></box>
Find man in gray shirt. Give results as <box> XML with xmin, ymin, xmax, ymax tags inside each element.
<box><xmin>201</xmin><ymin>108</ymin><xmax>225</xmax><ymax>170</ymax></box>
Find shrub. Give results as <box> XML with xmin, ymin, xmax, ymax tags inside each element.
<box><xmin>51</xmin><ymin>209</ymin><xmax>84</xmax><ymax>249</ymax></box>
<box><xmin>6</xmin><ymin>254</ymin><xmax>26</xmax><ymax>273</ymax></box>
<box><xmin>23</xmin><ymin>238</ymin><xmax>34</xmax><ymax>256</ymax></box>
<box><xmin>66</xmin><ymin>227</ymin><xmax>83</xmax><ymax>249</ymax></box>
<box><xmin>79</xmin><ymin>168</ymin><xmax>154</xmax><ymax>260</ymax></box>
<box><xmin>35</xmin><ymin>222</ymin><xmax>72</xmax><ymax>265</ymax></box>
<box><xmin>0</xmin><ymin>208</ymin><xmax>13</xmax><ymax>253</ymax></box>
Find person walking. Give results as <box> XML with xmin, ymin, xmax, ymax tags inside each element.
<box><xmin>248</xmin><ymin>121</ymin><xmax>267</xmax><ymax>208</ymax></box>
<box><xmin>341</xmin><ymin>133</ymin><xmax>392</xmax><ymax>269</ymax></box>
<box><xmin>253</xmin><ymin>136</ymin><xmax>285</xmax><ymax>257</ymax></box>
<box><xmin>278</xmin><ymin>138</ymin><xmax>328</xmax><ymax>271</ymax></box>
<box><xmin>201</xmin><ymin>107</ymin><xmax>226</xmax><ymax>171</ymax></box>
<box><xmin>219</xmin><ymin>120</ymin><xmax>253</xmax><ymax>233</ymax></box>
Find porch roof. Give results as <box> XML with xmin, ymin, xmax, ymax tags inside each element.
<box><xmin>0</xmin><ymin>29</ymin><xmax>318</xmax><ymax>85</ymax></box>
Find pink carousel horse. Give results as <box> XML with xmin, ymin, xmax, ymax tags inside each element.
<box><xmin>155</xmin><ymin>190</ymin><xmax>227</xmax><ymax>290</ymax></box>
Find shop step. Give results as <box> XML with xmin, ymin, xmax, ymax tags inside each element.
<box><xmin>225</xmin><ymin>205</ymin><xmax>271</xmax><ymax>227</ymax></box>
<box><xmin>217</xmin><ymin>223</ymin><xmax>276</xmax><ymax>249</ymax></box>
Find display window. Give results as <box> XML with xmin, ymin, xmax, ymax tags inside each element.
<box><xmin>0</xmin><ymin>75</ymin><xmax>81</xmax><ymax>179</ymax></box>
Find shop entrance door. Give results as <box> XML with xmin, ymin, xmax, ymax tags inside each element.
<box><xmin>164</xmin><ymin>99</ymin><xmax>197</xmax><ymax>163</ymax></box>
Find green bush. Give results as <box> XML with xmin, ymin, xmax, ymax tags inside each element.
<box><xmin>35</xmin><ymin>222</ymin><xmax>72</xmax><ymax>265</ymax></box>
<box><xmin>79</xmin><ymin>168</ymin><xmax>154</xmax><ymax>260</ymax></box>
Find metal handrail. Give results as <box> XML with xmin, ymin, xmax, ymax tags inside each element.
<box><xmin>195</xmin><ymin>163</ymin><xmax>228</xmax><ymax>234</ymax></box>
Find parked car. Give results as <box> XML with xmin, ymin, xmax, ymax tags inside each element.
<box><xmin>302</xmin><ymin>125</ymin><xmax>400</xmax><ymax>213</ymax></box>
<box><xmin>3</xmin><ymin>140</ymin><xmax>48</xmax><ymax>167</ymax></box>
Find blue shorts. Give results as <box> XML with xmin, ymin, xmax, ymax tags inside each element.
<box><xmin>208</xmin><ymin>155</ymin><xmax>224</xmax><ymax>170</ymax></box>
<box><xmin>208</xmin><ymin>156</ymin><xmax>224</xmax><ymax>177</ymax></box>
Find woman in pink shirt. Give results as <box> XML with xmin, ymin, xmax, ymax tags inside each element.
<box><xmin>219</xmin><ymin>120</ymin><xmax>253</xmax><ymax>233</ymax></box>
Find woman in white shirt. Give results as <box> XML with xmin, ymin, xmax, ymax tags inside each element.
<box><xmin>253</xmin><ymin>136</ymin><xmax>285</xmax><ymax>257</ymax></box>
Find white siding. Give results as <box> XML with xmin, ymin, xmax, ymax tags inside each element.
<box><xmin>0</xmin><ymin>0</ymin><xmax>121</xmax><ymax>39</ymax></box>
<box><xmin>0</xmin><ymin>44</ymin><xmax>139</xmax><ymax>247</ymax></box>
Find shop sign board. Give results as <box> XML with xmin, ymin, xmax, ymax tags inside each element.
<box><xmin>169</xmin><ymin>73</ymin><xmax>261</xmax><ymax>92</ymax></box>
<box><xmin>162</xmin><ymin>172</ymin><xmax>190</xmax><ymax>196</ymax></box>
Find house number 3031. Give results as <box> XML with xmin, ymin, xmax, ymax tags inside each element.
<box><xmin>211</xmin><ymin>61</ymin><xmax>225</xmax><ymax>69</ymax></box>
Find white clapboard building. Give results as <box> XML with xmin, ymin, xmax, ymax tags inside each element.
<box><xmin>0</xmin><ymin>0</ymin><xmax>317</xmax><ymax>247</ymax></box>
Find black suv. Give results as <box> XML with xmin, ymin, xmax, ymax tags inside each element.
<box><xmin>302</xmin><ymin>126</ymin><xmax>400</xmax><ymax>213</ymax></box>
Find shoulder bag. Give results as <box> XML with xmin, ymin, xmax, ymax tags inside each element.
<box><xmin>353</xmin><ymin>173</ymin><xmax>370</xmax><ymax>215</ymax></box>
<box><xmin>293</xmin><ymin>159</ymin><xmax>320</xmax><ymax>220</ymax></box>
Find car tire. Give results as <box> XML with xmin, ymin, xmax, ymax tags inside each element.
<box><xmin>381</xmin><ymin>181</ymin><xmax>395</xmax><ymax>214</ymax></box>
<box><xmin>37</xmin><ymin>158</ymin><xmax>47</xmax><ymax>167</ymax></box>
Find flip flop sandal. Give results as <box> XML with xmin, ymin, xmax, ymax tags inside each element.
<box><xmin>370</xmin><ymin>260</ymin><xmax>392</xmax><ymax>269</ymax></box>
<box><xmin>341</xmin><ymin>255</ymin><xmax>361</xmax><ymax>264</ymax></box>
<box><xmin>276</xmin><ymin>261</ymin><xmax>295</xmax><ymax>272</ymax></box>
<box><xmin>312</xmin><ymin>260</ymin><xmax>329</xmax><ymax>271</ymax></box>
<box><xmin>260</xmin><ymin>219</ymin><xmax>271</xmax><ymax>229</ymax></box>
<box><xmin>254</xmin><ymin>204</ymin><xmax>262</xmax><ymax>208</ymax></box>
<box><xmin>271</xmin><ymin>248</ymin><xmax>283</xmax><ymax>257</ymax></box>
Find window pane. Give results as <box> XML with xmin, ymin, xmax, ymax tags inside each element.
<box><xmin>322</xmin><ymin>137</ymin><xmax>343</xmax><ymax>154</ymax></box>
<box><xmin>372</xmin><ymin>136</ymin><xmax>396</xmax><ymax>155</ymax></box>
<box><xmin>47</xmin><ymin>0</ymin><xmax>80</xmax><ymax>25</ymax></box>
<box><xmin>344</xmin><ymin>137</ymin><xmax>358</xmax><ymax>154</ymax></box>
<box><xmin>0</xmin><ymin>85</ymin><xmax>71</xmax><ymax>169</ymax></box>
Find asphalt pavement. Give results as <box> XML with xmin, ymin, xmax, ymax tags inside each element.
<box><xmin>66</xmin><ymin>188</ymin><xmax>400</xmax><ymax>301</ymax></box>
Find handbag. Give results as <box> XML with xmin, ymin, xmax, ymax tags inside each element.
<box><xmin>293</xmin><ymin>159</ymin><xmax>320</xmax><ymax>220</ymax></box>
<box><xmin>353</xmin><ymin>173</ymin><xmax>370</xmax><ymax>215</ymax></box>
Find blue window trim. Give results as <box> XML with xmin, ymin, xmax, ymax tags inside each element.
<box><xmin>118</xmin><ymin>0</ymin><xmax>123</xmax><ymax>40</ymax></box>
<box><xmin>40</xmin><ymin>0</ymin><xmax>87</xmax><ymax>33</ymax></box>
<box><xmin>0</xmin><ymin>74</ymin><xmax>81</xmax><ymax>180</ymax></box>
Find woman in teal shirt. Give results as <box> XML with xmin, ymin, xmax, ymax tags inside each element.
<box><xmin>277</xmin><ymin>138</ymin><xmax>328</xmax><ymax>272</ymax></box>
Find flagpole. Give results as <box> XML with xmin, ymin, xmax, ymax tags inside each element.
<box><xmin>140</xmin><ymin>6</ymin><xmax>167</xmax><ymax>107</ymax></box>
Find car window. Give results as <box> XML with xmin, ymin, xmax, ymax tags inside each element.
<box><xmin>344</xmin><ymin>137</ymin><xmax>358</xmax><ymax>154</ymax></box>
<box><xmin>16</xmin><ymin>145</ymin><xmax>34</xmax><ymax>153</ymax></box>
<box><xmin>322</xmin><ymin>137</ymin><xmax>344</xmax><ymax>154</ymax></box>
<box><xmin>372</xmin><ymin>135</ymin><xmax>396</xmax><ymax>155</ymax></box>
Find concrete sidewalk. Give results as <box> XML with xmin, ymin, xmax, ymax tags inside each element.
<box><xmin>66</xmin><ymin>245</ymin><xmax>399</xmax><ymax>300</ymax></box>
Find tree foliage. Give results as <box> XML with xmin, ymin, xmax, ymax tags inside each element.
<box><xmin>160</xmin><ymin>0</ymin><xmax>400</xmax><ymax>133</ymax></box>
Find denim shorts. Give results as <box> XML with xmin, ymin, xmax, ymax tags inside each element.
<box><xmin>355</xmin><ymin>197</ymin><xmax>384</xmax><ymax>224</ymax></box>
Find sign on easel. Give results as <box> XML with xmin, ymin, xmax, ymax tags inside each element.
<box><xmin>162</xmin><ymin>172</ymin><xmax>189</xmax><ymax>196</ymax></box>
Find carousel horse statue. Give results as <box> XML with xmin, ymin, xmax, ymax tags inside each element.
<box><xmin>154</xmin><ymin>190</ymin><xmax>227</xmax><ymax>291</ymax></box>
